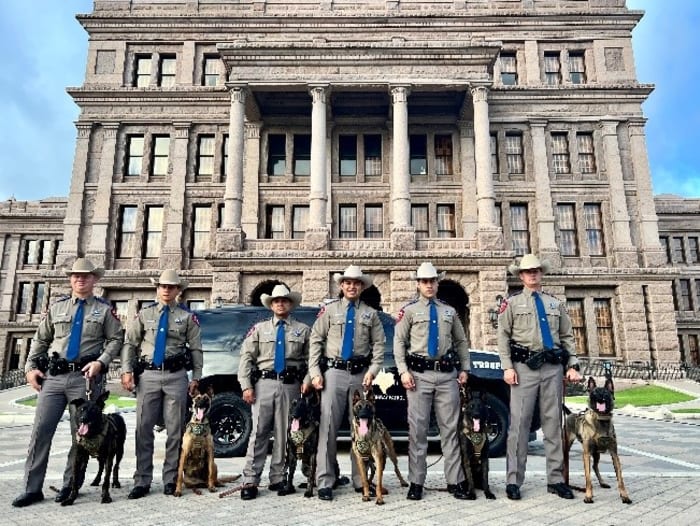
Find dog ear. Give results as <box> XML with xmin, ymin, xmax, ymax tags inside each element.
<box><xmin>587</xmin><ymin>376</ymin><xmax>597</xmax><ymax>391</ymax></box>
<box><xmin>604</xmin><ymin>377</ymin><xmax>615</xmax><ymax>397</ymax></box>
<box><xmin>352</xmin><ymin>390</ymin><xmax>361</xmax><ymax>405</ymax></box>
<box><xmin>365</xmin><ymin>389</ymin><xmax>375</xmax><ymax>403</ymax></box>
<box><xmin>70</xmin><ymin>398</ymin><xmax>86</xmax><ymax>408</ymax></box>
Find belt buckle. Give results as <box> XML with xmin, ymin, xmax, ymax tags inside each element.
<box><xmin>433</xmin><ymin>360</ymin><xmax>441</xmax><ymax>372</ymax></box>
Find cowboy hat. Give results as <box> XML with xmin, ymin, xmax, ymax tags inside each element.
<box><xmin>260</xmin><ymin>284</ymin><xmax>302</xmax><ymax>309</ymax></box>
<box><xmin>412</xmin><ymin>262</ymin><xmax>446</xmax><ymax>281</ymax></box>
<box><xmin>150</xmin><ymin>269</ymin><xmax>189</xmax><ymax>289</ymax></box>
<box><xmin>332</xmin><ymin>265</ymin><xmax>373</xmax><ymax>288</ymax></box>
<box><xmin>65</xmin><ymin>258</ymin><xmax>104</xmax><ymax>279</ymax></box>
<box><xmin>508</xmin><ymin>254</ymin><xmax>552</xmax><ymax>276</ymax></box>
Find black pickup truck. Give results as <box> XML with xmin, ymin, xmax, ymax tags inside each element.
<box><xmin>195</xmin><ymin>305</ymin><xmax>527</xmax><ymax>459</ymax></box>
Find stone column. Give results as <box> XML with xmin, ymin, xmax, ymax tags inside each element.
<box><xmin>390</xmin><ymin>85</ymin><xmax>415</xmax><ymax>250</ymax></box>
<box><xmin>600</xmin><ymin>119</ymin><xmax>637</xmax><ymax>267</ymax></box>
<box><xmin>472</xmin><ymin>86</ymin><xmax>502</xmax><ymax>250</ymax></box>
<box><xmin>58</xmin><ymin>122</ymin><xmax>94</xmax><ymax>266</ymax></box>
<box><xmin>0</xmin><ymin>237</ymin><xmax>21</xmax><ymax>315</ymax></box>
<box><xmin>459</xmin><ymin>121</ymin><xmax>478</xmax><ymax>239</ymax></box>
<box><xmin>530</xmin><ymin>121</ymin><xmax>559</xmax><ymax>266</ymax></box>
<box><xmin>217</xmin><ymin>86</ymin><xmax>246</xmax><ymax>251</ymax></box>
<box><xmin>86</xmin><ymin>123</ymin><xmax>119</xmax><ymax>267</ymax></box>
<box><xmin>305</xmin><ymin>85</ymin><xmax>330</xmax><ymax>250</ymax></box>
<box><xmin>628</xmin><ymin>120</ymin><xmax>665</xmax><ymax>267</ymax></box>
<box><xmin>241</xmin><ymin>122</ymin><xmax>261</xmax><ymax>239</ymax></box>
<box><xmin>160</xmin><ymin>122</ymin><xmax>190</xmax><ymax>268</ymax></box>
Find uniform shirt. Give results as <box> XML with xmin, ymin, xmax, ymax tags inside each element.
<box><xmin>497</xmin><ymin>288</ymin><xmax>577</xmax><ymax>370</ymax></box>
<box><xmin>394</xmin><ymin>297</ymin><xmax>470</xmax><ymax>376</ymax></box>
<box><xmin>25</xmin><ymin>294</ymin><xmax>124</xmax><ymax>373</ymax></box>
<box><xmin>121</xmin><ymin>301</ymin><xmax>203</xmax><ymax>380</ymax></box>
<box><xmin>238</xmin><ymin>315</ymin><xmax>311</xmax><ymax>392</ymax></box>
<box><xmin>308</xmin><ymin>297</ymin><xmax>386</xmax><ymax>380</ymax></box>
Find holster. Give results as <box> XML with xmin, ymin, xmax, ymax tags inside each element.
<box><xmin>132</xmin><ymin>358</ymin><xmax>145</xmax><ymax>386</ymax></box>
<box><xmin>48</xmin><ymin>352</ymin><xmax>69</xmax><ymax>376</ymax></box>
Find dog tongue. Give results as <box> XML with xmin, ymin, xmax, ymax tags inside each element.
<box><xmin>359</xmin><ymin>418</ymin><xmax>369</xmax><ymax>437</ymax></box>
<box><xmin>196</xmin><ymin>408</ymin><xmax>205</xmax><ymax>421</ymax></box>
<box><xmin>472</xmin><ymin>418</ymin><xmax>481</xmax><ymax>433</ymax></box>
<box><xmin>78</xmin><ymin>423</ymin><xmax>89</xmax><ymax>436</ymax></box>
<box><xmin>291</xmin><ymin>418</ymin><xmax>300</xmax><ymax>433</ymax></box>
<box><xmin>596</xmin><ymin>402</ymin><xmax>607</xmax><ymax>413</ymax></box>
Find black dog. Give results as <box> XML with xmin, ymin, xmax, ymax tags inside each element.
<box><xmin>279</xmin><ymin>390</ymin><xmax>321</xmax><ymax>498</ymax></box>
<box><xmin>458</xmin><ymin>386</ymin><xmax>495</xmax><ymax>500</ymax></box>
<box><xmin>62</xmin><ymin>391</ymin><xmax>127</xmax><ymax>505</ymax></box>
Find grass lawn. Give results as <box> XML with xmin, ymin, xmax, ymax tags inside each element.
<box><xmin>19</xmin><ymin>394</ymin><xmax>136</xmax><ymax>409</ymax></box>
<box><xmin>568</xmin><ymin>384</ymin><xmax>695</xmax><ymax>407</ymax></box>
<box><xmin>671</xmin><ymin>408</ymin><xmax>700</xmax><ymax>414</ymax></box>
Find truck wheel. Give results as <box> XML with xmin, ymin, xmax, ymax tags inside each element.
<box><xmin>209</xmin><ymin>392</ymin><xmax>252</xmax><ymax>457</ymax></box>
<box><xmin>478</xmin><ymin>391</ymin><xmax>509</xmax><ymax>458</ymax></box>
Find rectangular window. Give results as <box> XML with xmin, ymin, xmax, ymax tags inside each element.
<box><xmin>17</xmin><ymin>283</ymin><xmax>31</xmax><ymax>314</ymax></box>
<box><xmin>500</xmin><ymin>52</ymin><xmax>518</xmax><ymax>85</ymax></box>
<box><xmin>411</xmin><ymin>205</ymin><xmax>429</xmax><ymax>238</ymax></box>
<box><xmin>339</xmin><ymin>135</ymin><xmax>357</xmax><ymax>176</ymax></box>
<box><xmin>409</xmin><ymin>134</ymin><xmax>427</xmax><ymax>175</ymax></box>
<box><xmin>222</xmin><ymin>135</ymin><xmax>229</xmax><ymax>180</ymax></box>
<box><xmin>267</xmin><ymin>134</ymin><xmax>286</xmax><ymax>176</ymax></box>
<box><xmin>660</xmin><ymin>236</ymin><xmax>671</xmax><ymax>264</ymax></box>
<box><xmin>577</xmin><ymin>132</ymin><xmax>596</xmax><ymax>174</ymax></box>
<box><xmin>364</xmin><ymin>134</ymin><xmax>382</xmax><ymax>176</ymax></box>
<box><xmin>191</xmin><ymin>206</ymin><xmax>211</xmax><ymax>258</ymax></box>
<box><xmin>293</xmin><ymin>134</ymin><xmax>311</xmax><ymax>176</ymax></box>
<box><xmin>567</xmin><ymin>299</ymin><xmax>588</xmax><ymax>356</ymax></box>
<box><xmin>111</xmin><ymin>300</ymin><xmax>129</xmax><ymax>325</ymax></box>
<box><xmin>434</xmin><ymin>134</ymin><xmax>453</xmax><ymax>176</ymax></box>
<box><xmin>544</xmin><ymin>52</ymin><xmax>561</xmax><ymax>85</ymax></box>
<box><xmin>505</xmin><ymin>132</ymin><xmax>524</xmax><ymax>174</ymax></box>
<box><xmin>551</xmin><ymin>133</ymin><xmax>571</xmax><ymax>174</ymax></box>
<box><xmin>126</xmin><ymin>135</ymin><xmax>144</xmax><ymax>176</ymax></box>
<box><xmin>511</xmin><ymin>204</ymin><xmax>530</xmax><ymax>256</ymax></box>
<box><xmin>696</xmin><ymin>279</ymin><xmax>700</xmax><ymax>310</ymax></box>
<box><xmin>40</xmin><ymin>240</ymin><xmax>53</xmax><ymax>265</ymax></box>
<box><xmin>680</xmin><ymin>279</ymin><xmax>692</xmax><ymax>311</ymax></box>
<box><xmin>292</xmin><ymin>206</ymin><xmax>309</xmax><ymax>239</ymax></box>
<box><xmin>25</xmin><ymin>240</ymin><xmax>39</xmax><ymax>264</ymax></box>
<box><xmin>594</xmin><ymin>299</ymin><xmax>615</xmax><ymax>356</ymax></box>
<box><xmin>202</xmin><ymin>55</ymin><xmax>219</xmax><ymax>86</ymax></box>
<box><xmin>265</xmin><ymin>205</ymin><xmax>285</xmax><ymax>239</ymax></box>
<box><xmin>672</xmin><ymin>237</ymin><xmax>686</xmax><ymax>263</ymax></box>
<box><xmin>117</xmin><ymin>205</ymin><xmax>138</xmax><ymax>258</ymax></box>
<box><xmin>158</xmin><ymin>55</ymin><xmax>176</xmax><ymax>87</ymax></box>
<box><xmin>339</xmin><ymin>205</ymin><xmax>357</xmax><ymax>238</ymax></box>
<box><xmin>9</xmin><ymin>337</ymin><xmax>25</xmax><ymax>370</ymax></box>
<box><xmin>556</xmin><ymin>204</ymin><xmax>578</xmax><ymax>256</ymax></box>
<box><xmin>143</xmin><ymin>206</ymin><xmax>163</xmax><ymax>258</ymax></box>
<box><xmin>33</xmin><ymin>283</ymin><xmax>45</xmax><ymax>314</ymax></box>
<box><xmin>490</xmin><ymin>134</ymin><xmax>499</xmax><ymax>175</ymax></box>
<box><xmin>689</xmin><ymin>335</ymin><xmax>700</xmax><ymax>366</ymax></box>
<box><xmin>188</xmin><ymin>300</ymin><xmax>206</xmax><ymax>311</ymax></box>
<box><xmin>134</xmin><ymin>54</ymin><xmax>151</xmax><ymax>87</ymax></box>
<box><xmin>689</xmin><ymin>237</ymin><xmax>699</xmax><ymax>264</ymax></box>
<box><xmin>436</xmin><ymin>204</ymin><xmax>456</xmax><ymax>238</ymax></box>
<box><xmin>151</xmin><ymin>135</ymin><xmax>170</xmax><ymax>176</ymax></box>
<box><xmin>364</xmin><ymin>204</ymin><xmax>383</xmax><ymax>239</ymax></box>
<box><xmin>495</xmin><ymin>203</ymin><xmax>502</xmax><ymax>227</ymax></box>
<box><xmin>197</xmin><ymin>135</ymin><xmax>215</xmax><ymax>177</ymax></box>
<box><xmin>584</xmin><ymin>203</ymin><xmax>605</xmax><ymax>256</ymax></box>
<box><xmin>569</xmin><ymin>51</ymin><xmax>586</xmax><ymax>84</ymax></box>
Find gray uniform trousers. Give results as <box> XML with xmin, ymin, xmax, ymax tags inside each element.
<box><xmin>242</xmin><ymin>378</ymin><xmax>299</xmax><ymax>485</ymax></box>
<box><xmin>133</xmin><ymin>368</ymin><xmax>188</xmax><ymax>487</ymax></box>
<box><xmin>23</xmin><ymin>371</ymin><xmax>103</xmax><ymax>493</ymax></box>
<box><xmin>507</xmin><ymin>362</ymin><xmax>564</xmax><ymax>487</ymax></box>
<box><xmin>406</xmin><ymin>369</ymin><xmax>464</xmax><ymax>486</ymax></box>
<box><xmin>316</xmin><ymin>367</ymin><xmax>365</xmax><ymax>490</ymax></box>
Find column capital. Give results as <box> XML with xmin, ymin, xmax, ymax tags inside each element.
<box><xmin>458</xmin><ymin>120</ymin><xmax>474</xmax><ymax>138</ymax></box>
<box><xmin>229</xmin><ymin>85</ymin><xmax>247</xmax><ymax>104</ymax></box>
<box><xmin>390</xmin><ymin>85</ymin><xmax>411</xmax><ymax>103</ymax></box>
<box><xmin>598</xmin><ymin>119</ymin><xmax>620</xmax><ymax>135</ymax></box>
<box><xmin>75</xmin><ymin>122</ymin><xmax>94</xmax><ymax>138</ymax></box>
<box><xmin>627</xmin><ymin>118</ymin><xmax>648</xmax><ymax>135</ymax></box>
<box><xmin>245</xmin><ymin>122</ymin><xmax>261</xmax><ymax>139</ymax></box>
<box><xmin>529</xmin><ymin>119</ymin><xmax>548</xmax><ymax>130</ymax></box>
<box><xmin>309</xmin><ymin>84</ymin><xmax>330</xmax><ymax>104</ymax></box>
<box><xmin>102</xmin><ymin>122</ymin><xmax>120</xmax><ymax>139</ymax></box>
<box><xmin>173</xmin><ymin>122</ymin><xmax>191</xmax><ymax>139</ymax></box>
<box><xmin>470</xmin><ymin>85</ymin><xmax>489</xmax><ymax>103</ymax></box>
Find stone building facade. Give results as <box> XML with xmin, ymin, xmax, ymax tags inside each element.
<box><xmin>0</xmin><ymin>0</ymin><xmax>688</xmax><ymax>370</ymax></box>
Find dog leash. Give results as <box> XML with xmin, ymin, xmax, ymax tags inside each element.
<box><xmin>85</xmin><ymin>376</ymin><xmax>93</xmax><ymax>401</ymax></box>
<box><xmin>218</xmin><ymin>482</ymin><xmax>254</xmax><ymax>499</ymax></box>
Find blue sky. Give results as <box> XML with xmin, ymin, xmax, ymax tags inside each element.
<box><xmin>0</xmin><ymin>0</ymin><xmax>698</xmax><ymax>201</ymax></box>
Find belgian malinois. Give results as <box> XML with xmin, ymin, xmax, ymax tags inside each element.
<box><xmin>564</xmin><ymin>377</ymin><xmax>632</xmax><ymax>504</ymax></box>
<box><xmin>458</xmin><ymin>386</ymin><xmax>496</xmax><ymax>499</ymax></box>
<box><xmin>350</xmin><ymin>389</ymin><xmax>408</xmax><ymax>505</ymax></box>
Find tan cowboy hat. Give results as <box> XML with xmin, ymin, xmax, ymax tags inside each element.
<box><xmin>412</xmin><ymin>262</ymin><xmax>446</xmax><ymax>281</ymax></box>
<box><xmin>260</xmin><ymin>284</ymin><xmax>302</xmax><ymax>309</ymax></box>
<box><xmin>65</xmin><ymin>258</ymin><xmax>104</xmax><ymax>279</ymax></box>
<box><xmin>332</xmin><ymin>265</ymin><xmax>373</xmax><ymax>288</ymax></box>
<box><xmin>150</xmin><ymin>269</ymin><xmax>189</xmax><ymax>289</ymax></box>
<box><xmin>508</xmin><ymin>254</ymin><xmax>552</xmax><ymax>276</ymax></box>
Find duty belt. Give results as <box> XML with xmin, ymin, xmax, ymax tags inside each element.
<box><xmin>407</xmin><ymin>352</ymin><xmax>458</xmax><ymax>373</ymax></box>
<box><xmin>141</xmin><ymin>354</ymin><xmax>189</xmax><ymax>373</ymax></box>
<box><xmin>255</xmin><ymin>366</ymin><xmax>304</xmax><ymax>384</ymax></box>
<box><xmin>48</xmin><ymin>353</ymin><xmax>100</xmax><ymax>376</ymax></box>
<box><xmin>322</xmin><ymin>356</ymin><xmax>370</xmax><ymax>374</ymax></box>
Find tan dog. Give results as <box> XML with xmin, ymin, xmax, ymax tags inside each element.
<box><xmin>174</xmin><ymin>391</ymin><xmax>240</xmax><ymax>496</ymax></box>
<box><xmin>350</xmin><ymin>389</ymin><xmax>408</xmax><ymax>505</ymax></box>
<box><xmin>564</xmin><ymin>377</ymin><xmax>631</xmax><ymax>504</ymax></box>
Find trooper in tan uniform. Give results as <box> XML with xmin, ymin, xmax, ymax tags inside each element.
<box><xmin>238</xmin><ymin>284</ymin><xmax>311</xmax><ymax>500</ymax></box>
<box><xmin>310</xmin><ymin>265</ymin><xmax>385</xmax><ymax>501</ymax></box>
<box><xmin>497</xmin><ymin>254</ymin><xmax>581</xmax><ymax>500</ymax></box>
<box><xmin>121</xmin><ymin>269</ymin><xmax>202</xmax><ymax>499</ymax></box>
<box><xmin>12</xmin><ymin>258</ymin><xmax>123</xmax><ymax>508</ymax></box>
<box><xmin>394</xmin><ymin>262</ymin><xmax>471</xmax><ymax>501</ymax></box>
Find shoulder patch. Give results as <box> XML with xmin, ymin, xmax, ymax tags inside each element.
<box><xmin>498</xmin><ymin>298</ymin><xmax>509</xmax><ymax>315</ymax></box>
<box><xmin>396</xmin><ymin>300</ymin><xmax>417</xmax><ymax>323</ymax></box>
<box><xmin>245</xmin><ymin>323</ymin><xmax>258</xmax><ymax>338</ymax></box>
<box><xmin>191</xmin><ymin>313</ymin><xmax>200</xmax><ymax>326</ymax></box>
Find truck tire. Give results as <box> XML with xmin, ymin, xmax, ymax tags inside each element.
<box><xmin>209</xmin><ymin>392</ymin><xmax>252</xmax><ymax>457</ymax></box>
<box><xmin>478</xmin><ymin>391</ymin><xmax>509</xmax><ymax>458</ymax></box>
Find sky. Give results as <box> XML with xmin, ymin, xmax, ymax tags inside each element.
<box><xmin>0</xmin><ymin>0</ymin><xmax>698</xmax><ymax>201</ymax></box>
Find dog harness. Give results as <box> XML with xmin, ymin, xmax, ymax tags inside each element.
<box><xmin>465</xmin><ymin>430</ymin><xmax>487</xmax><ymax>459</ymax></box>
<box><xmin>290</xmin><ymin>426</ymin><xmax>315</xmax><ymax>454</ymax></box>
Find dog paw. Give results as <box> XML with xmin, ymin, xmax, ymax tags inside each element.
<box><xmin>584</xmin><ymin>497</ymin><xmax>594</xmax><ymax>504</ymax></box>
<box><xmin>362</xmin><ymin>495</ymin><xmax>371</xmax><ymax>502</ymax></box>
<box><xmin>622</xmin><ymin>496</ymin><xmax>632</xmax><ymax>504</ymax></box>
<box><xmin>208</xmin><ymin>487</ymin><xmax>218</xmax><ymax>493</ymax></box>
<box><xmin>113</xmin><ymin>482</ymin><xmax>121</xmax><ymax>489</ymax></box>
<box><xmin>101</xmin><ymin>495</ymin><xmax>112</xmax><ymax>504</ymax></box>
<box><xmin>375</xmin><ymin>498</ymin><xmax>385</xmax><ymax>506</ymax></box>
<box><xmin>600</xmin><ymin>482</ymin><xmax>611</xmax><ymax>489</ymax></box>
<box><xmin>61</xmin><ymin>499</ymin><xmax>75</xmax><ymax>507</ymax></box>
<box><xmin>485</xmin><ymin>491</ymin><xmax>496</xmax><ymax>500</ymax></box>
<box><xmin>90</xmin><ymin>481</ymin><xmax>100</xmax><ymax>487</ymax></box>
<box><xmin>303</xmin><ymin>491</ymin><xmax>313</xmax><ymax>498</ymax></box>
<box><xmin>174</xmin><ymin>491</ymin><xmax>182</xmax><ymax>497</ymax></box>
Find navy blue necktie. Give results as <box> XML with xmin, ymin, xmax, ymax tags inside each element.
<box><xmin>341</xmin><ymin>302</ymin><xmax>355</xmax><ymax>361</ymax></box>
<box><xmin>428</xmin><ymin>300</ymin><xmax>439</xmax><ymax>358</ymax></box>
<box><xmin>274</xmin><ymin>320</ymin><xmax>286</xmax><ymax>374</ymax></box>
<box><xmin>533</xmin><ymin>292</ymin><xmax>554</xmax><ymax>350</ymax></box>
<box><xmin>153</xmin><ymin>307</ymin><xmax>169</xmax><ymax>367</ymax></box>
<box><xmin>66</xmin><ymin>299</ymin><xmax>86</xmax><ymax>361</ymax></box>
